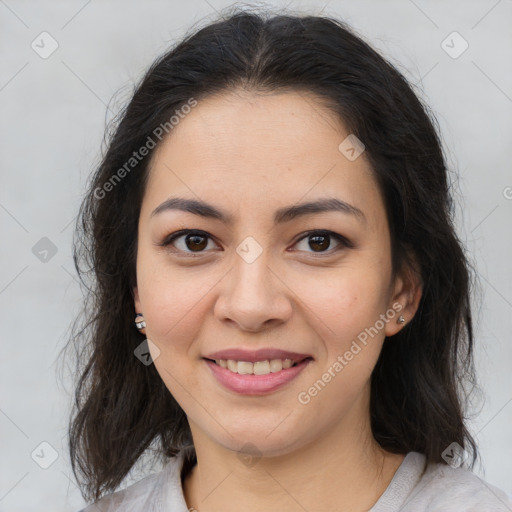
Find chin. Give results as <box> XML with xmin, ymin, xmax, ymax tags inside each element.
<box><xmin>207</xmin><ymin>426</ymin><xmax>303</xmax><ymax>459</ymax></box>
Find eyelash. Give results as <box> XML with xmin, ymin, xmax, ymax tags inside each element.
<box><xmin>157</xmin><ymin>229</ymin><xmax>353</xmax><ymax>258</ymax></box>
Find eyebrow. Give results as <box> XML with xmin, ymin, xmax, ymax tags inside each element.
<box><xmin>150</xmin><ymin>196</ymin><xmax>366</xmax><ymax>225</ymax></box>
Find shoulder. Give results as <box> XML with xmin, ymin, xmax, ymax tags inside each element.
<box><xmin>374</xmin><ymin>452</ymin><xmax>512</xmax><ymax>512</ymax></box>
<box><xmin>77</xmin><ymin>453</ymin><xmax>186</xmax><ymax>512</ymax></box>
<box><xmin>407</xmin><ymin>456</ymin><xmax>512</xmax><ymax>511</ymax></box>
<box><xmin>78</xmin><ymin>471</ymin><xmax>164</xmax><ymax>512</ymax></box>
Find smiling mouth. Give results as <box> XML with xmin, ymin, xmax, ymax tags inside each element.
<box><xmin>203</xmin><ymin>357</ymin><xmax>312</xmax><ymax>376</ymax></box>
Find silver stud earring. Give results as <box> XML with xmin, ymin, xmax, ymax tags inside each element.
<box><xmin>397</xmin><ymin>315</ymin><xmax>405</xmax><ymax>325</ymax></box>
<box><xmin>135</xmin><ymin>313</ymin><xmax>146</xmax><ymax>330</ymax></box>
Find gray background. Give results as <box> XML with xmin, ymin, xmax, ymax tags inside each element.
<box><xmin>0</xmin><ymin>0</ymin><xmax>511</xmax><ymax>510</ymax></box>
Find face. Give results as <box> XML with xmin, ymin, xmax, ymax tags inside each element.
<box><xmin>133</xmin><ymin>90</ymin><xmax>418</xmax><ymax>457</ymax></box>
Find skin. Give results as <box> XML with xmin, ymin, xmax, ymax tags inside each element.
<box><xmin>133</xmin><ymin>89</ymin><xmax>422</xmax><ymax>512</ymax></box>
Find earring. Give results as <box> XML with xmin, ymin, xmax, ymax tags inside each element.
<box><xmin>135</xmin><ymin>313</ymin><xmax>146</xmax><ymax>330</ymax></box>
<box><xmin>397</xmin><ymin>315</ymin><xmax>405</xmax><ymax>325</ymax></box>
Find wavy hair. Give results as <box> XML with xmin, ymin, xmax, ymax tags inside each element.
<box><xmin>63</xmin><ymin>6</ymin><xmax>479</xmax><ymax>503</ymax></box>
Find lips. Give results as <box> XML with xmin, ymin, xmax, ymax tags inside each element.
<box><xmin>204</xmin><ymin>357</ymin><xmax>312</xmax><ymax>395</ymax></box>
<box><xmin>203</xmin><ymin>348</ymin><xmax>313</xmax><ymax>363</ymax></box>
<box><xmin>202</xmin><ymin>348</ymin><xmax>314</xmax><ymax>394</ymax></box>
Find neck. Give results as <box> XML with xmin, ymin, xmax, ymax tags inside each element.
<box><xmin>182</xmin><ymin>412</ymin><xmax>405</xmax><ymax>512</ymax></box>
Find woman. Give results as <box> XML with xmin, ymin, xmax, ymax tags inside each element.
<box><xmin>68</xmin><ymin>7</ymin><xmax>512</xmax><ymax>511</ymax></box>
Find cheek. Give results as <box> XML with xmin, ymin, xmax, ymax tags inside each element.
<box><xmin>293</xmin><ymin>264</ymin><xmax>390</xmax><ymax>344</ymax></box>
<box><xmin>139</xmin><ymin>268</ymin><xmax>209</xmax><ymax>401</ymax></box>
<box><xmin>136</xmin><ymin>248</ymin><xmax>193</xmax><ymax>339</ymax></box>
<box><xmin>294</xmin><ymin>269</ymin><xmax>389</xmax><ymax>412</ymax></box>
<box><xmin>141</xmin><ymin>272</ymin><xmax>210</xmax><ymax>350</ymax></box>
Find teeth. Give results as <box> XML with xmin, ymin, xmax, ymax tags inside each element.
<box><xmin>269</xmin><ymin>359</ymin><xmax>283</xmax><ymax>373</ymax></box>
<box><xmin>237</xmin><ymin>361</ymin><xmax>253</xmax><ymax>375</ymax></box>
<box><xmin>214</xmin><ymin>358</ymin><xmax>298</xmax><ymax>375</ymax></box>
<box><xmin>254</xmin><ymin>360</ymin><xmax>270</xmax><ymax>375</ymax></box>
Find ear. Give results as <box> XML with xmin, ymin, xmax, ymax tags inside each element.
<box><xmin>385</xmin><ymin>252</ymin><xmax>423</xmax><ymax>337</ymax></box>
<box><xmin>133</xmin><ymin>285</ymin><xmax>146</xmax><ymax>335</ymax></box>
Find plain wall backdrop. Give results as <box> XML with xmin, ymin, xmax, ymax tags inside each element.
<box><xmin>0</xmin><ymin>0</ymin><xmax>511</xmax><ymax>510</ymax></box>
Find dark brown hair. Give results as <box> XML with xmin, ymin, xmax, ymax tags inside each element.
<box><xmin>63</xmin><ymin>5</ymin><xmax>479</xmax><ymax>503</ymax></box>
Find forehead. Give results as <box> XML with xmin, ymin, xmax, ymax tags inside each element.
<box><xmin>154</xmin><ymin>89</ymin><xmax>350</xmax><ymax>167</ymax></box>
<box><xmin>142</xmin><ymin>90</ymin><xmax>384</xmax><ymax>227</ymax></box>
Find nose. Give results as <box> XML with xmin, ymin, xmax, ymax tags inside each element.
<box><xmin>214</xmin><ymin>249</ymin><xmax>293</xmax><ymax>333</ymax></box>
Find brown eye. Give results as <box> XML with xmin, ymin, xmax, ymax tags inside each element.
<box><xmin>183</xmin><ymin>233</ymin><xmax>209</xmax><ymax>252</ymax></box>
<box><xmin>160</xmin><ymin>230</ymin><xmax>218</xmax><ymax>255</ymax></box>
<box><xmin>293</xmin><ymin>230</ymin><xmax>352</xmax><ymax>254</ymax></box>
<box><xmin>308</xmin><ymin>233</ymin><xmax>331</xmax><ymax>252</ymax></box>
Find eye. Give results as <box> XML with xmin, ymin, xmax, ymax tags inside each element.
<box><xmin>158</xmin><ymin>229</ymin><xmax>219</xmax><ymax>256</ymax></box>
<box><xmin>291</xmin><ymin>230</ymin><xmax>352</xmax><ymax>255</ymax></box>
